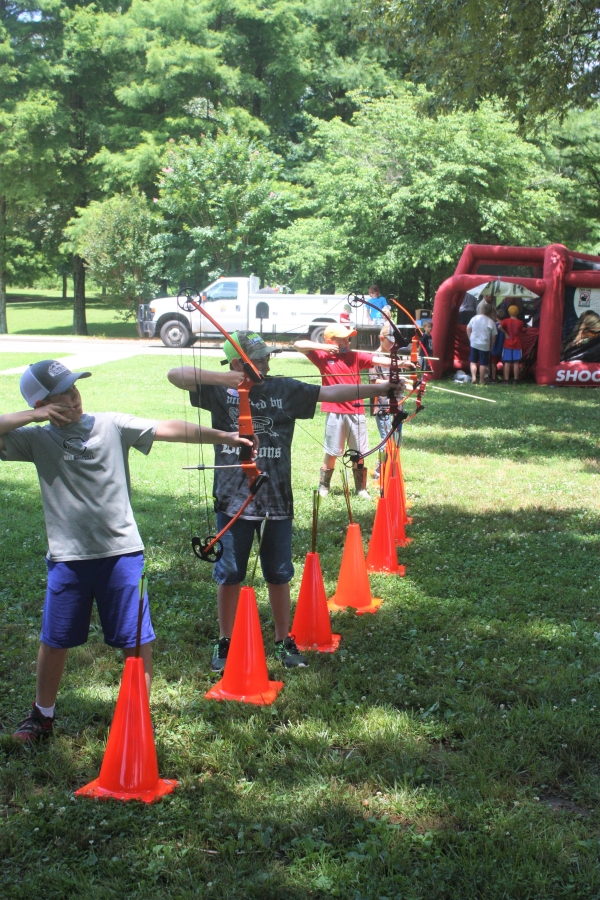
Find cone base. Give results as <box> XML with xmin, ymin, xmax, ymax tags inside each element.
<box><xmin>405</xmin><ymin>516</ymin><xmax>413</xmax><ymax>525</ymax></box>
<box><xmin>396</xmin><ymin>537</ymin><xmax>413</xmax><ymax>547</ymax></box>
<box><xmin>75</xmin><ymin>777</ymin><xmax>177</xmax><ymax>804</ymax></box>
<box><xmin>205</xmin><ymin>679</ymin><xmax>283</xmax><ymax>705</ymax></box>
<box><xmin>328</xmin><ymin>597</ymin><xmax>382</xmax><ymax>615</ymax></box>
<box><xmin>293</xmin><ymin>633</ymin><xmax>341</xmax><ymax>653</ymax></box>
<box><xmin>367</xmin><ymin>563</ymin><xmax>406</xmax><ymax>577</ymax></box>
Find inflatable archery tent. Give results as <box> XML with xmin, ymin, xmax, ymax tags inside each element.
<box><xmin>431</xmin><ymin>244</ymin><xmax>600</xmax><ymax>386</ymax></box>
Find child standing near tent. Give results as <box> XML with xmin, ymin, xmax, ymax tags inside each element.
<box><xmin>498</xmin><ymin>305</ymin><xmax>526</xmax><ymax>383</ymax></box>
<box><xmin>466</xmin><ymin>300</ymin><xmax>497</xmax><ymax>385</ymax></box>
<box><xmin>419</xmin><ymin>321</ymin><xmax>434</xmax><ymax>372</ymax></box>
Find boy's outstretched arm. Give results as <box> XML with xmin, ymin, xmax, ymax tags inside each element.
<box><xmin>167</xmin><ymin>366</ymin><xmax>241</xmax><ymax>391</ymax></box>
<box><xmin>319</xmin><ymin>380</ymin><xmax>405</xmax><ymax>404</ymax></box>
<box><xmin>154</xmin><ymin>420</ymin><xmax>258</xmax><ymax>453</ymax></box>
<box><xmin>293</xmin><ymin>340</ymin><xmax>331</xmax><ymax>355</ymax></box>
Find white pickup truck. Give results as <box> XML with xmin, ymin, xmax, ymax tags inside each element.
<box><xmin>137</xmin><ymin>275</ymin><xmax>382</xmax><ymax>347</ymax></box>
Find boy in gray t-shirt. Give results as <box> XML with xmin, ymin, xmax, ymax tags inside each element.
<box><xmin>0</xmin><ymin>359</ymin><xmax>255</xmax><ymax>743</ymax></box>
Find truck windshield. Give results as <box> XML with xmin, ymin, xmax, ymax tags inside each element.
<box><xmin>205</xmin><ymin>281</ymin><xmax>238</xmax><ymax>301</ymax></box>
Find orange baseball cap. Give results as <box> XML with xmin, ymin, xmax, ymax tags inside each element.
<box><xmin>323</xmin><ymin>324</ymin><xmax>357</xmax><ymax>341</ymax></box>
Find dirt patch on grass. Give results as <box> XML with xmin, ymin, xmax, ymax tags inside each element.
<box><xmin>542</xmin><ymin>793</ymin><xmax>591</xmax><ymax>817</ymax></box>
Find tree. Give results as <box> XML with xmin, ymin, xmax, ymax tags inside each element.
<box><xmin>1</xmin><ymin>0</ymin><xmax>144</xmax><ymax>335</ymax></box>
<box><xmin>0</xmin><ymin>2</ymin><xmax>62</xmax><ymax>333</ymax></box>
<box><xmin>269</xmin><ymin>89</ymin><xmax>570</xmax><ymax>302</ymax></box>
<box><xmin>361</xmin><ymin>0</ymin><xmax>600</xmax><ymax>123</ymax></box>
<box><xmin>543</xmin><ymin>107</ymin><xmax>600</xmax><ymax>253</ymax></box>
<box><xmin>92</xmin><ymin>0</ymin><xmax>410</xmax><ymax>189</ymax></box>
<box><xmin>156</xmin><ymin>128</ymin><xmax>293</xmax><ymax>288</ymax></box>
<box><xmin>64</xmin><ymin>189</ymin><xmax>161</xmax><ymax>310</ymax></box>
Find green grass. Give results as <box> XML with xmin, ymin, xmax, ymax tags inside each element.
<box><xmin>1</xmin><ymin>358</ymin><xmax>600</xmax><ymax>899</ymax></box>
<box><xmin>5</xmin><ymin>295</ymin><xmax>138</xmax><ymax>338</ymax></box>
<box><xmin>0</xmin><ymin>353</ymin><xmax>76</xmax><ymax>371</ymax></box>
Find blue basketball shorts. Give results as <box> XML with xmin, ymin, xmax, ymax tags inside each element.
<box><xmin>502</xmin><ymin>348</ymin><xmax>522</xmax><ymax>362</ymax></box>
<box><xmin>40</xmin><ymin>551</ymin><xmax>155</xmax><ymax>650</ymax></box>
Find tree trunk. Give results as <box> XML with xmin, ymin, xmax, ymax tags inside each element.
<box><xmin>0</xmin><ymin>197</ymin><xmax>7</xmax><ymax>334</ymax></box>
<box><xmin>72</xmin><ymin>254</ymin><xmax>88</xmax><ymax>335</ymax></box>
<box><xmin>423</xmin><ymin>269</ymin><xmax>432</xmax><ymax>306</ymax></box>
<box><xmin>62</xmin><ymin>272</ymin><xmax>68</xmax><ymax>300</ymax></box>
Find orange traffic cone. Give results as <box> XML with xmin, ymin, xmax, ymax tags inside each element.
<box><xmin>205</xmin><ymin>586</ymin><xmax>283</xmax><ymax>705</ymax></box>
<box><xmin>366</xmin><ymin>496</ymin><xmax>406</xmax><ymax>575</ymax></box>
<box><xmin>387</xmin><ymin>474</ymin><xmax>413</xmax><ymax>547</ymax></box>
<box><xmin>75</xmin><ymin>656</ymin><xmax>177</xmax><ymax>803</ymax></box>
<box><xmin>328</xmin><ymin>523</ymin><xmax>382</xmax><ymax>615</ymax></box>
<box><xmin>396</xmin><ymin>451</ymin><xmax>412</xmax><ymax>521</ymax></box>
<box><xmin>291</xmin><ymin>552</ymin><xmax>341</xmax><ymax>652</ymax></box>
<box><xmin>383</xmin><ymin>440</ymin><xmax>401</xmax><ymax>497</ymax></box>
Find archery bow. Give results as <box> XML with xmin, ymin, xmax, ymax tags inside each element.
<box><xmin>177</xmin><ymin>289</ymin><xmax>269</xmax><ymax>563</ymax></box>
<box><xmin>342</xmin><ymin>292</ymin><xmax>414</xmax><ymax>466</ymax></box>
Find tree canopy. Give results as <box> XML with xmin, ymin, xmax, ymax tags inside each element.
<box><xmin>1</xmin><ymin>0</ymin><xmax>600</xmax><ymax>332</ymax></box>
<box><xmin>363</xmin><ymin>0</ymin><xmax>600</xmax><ymax>123</ymax></box>
<box><xmin>269</xmin><ymin>90</ymin><xmax>571</xmax><ymax>300</ymax></box>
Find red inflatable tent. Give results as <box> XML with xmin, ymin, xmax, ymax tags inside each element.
<box><xmin>431</xmin><ymin>243</ymin><xmax>600</xmax><ymax>386</ymax></box>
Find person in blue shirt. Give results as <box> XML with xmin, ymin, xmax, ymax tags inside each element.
<box><xmin>368</xmin><ymin>285</ymin><xmax>388</xmax><ymax>322</ymax></box>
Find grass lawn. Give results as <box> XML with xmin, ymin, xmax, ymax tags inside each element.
<box><xmin>5</xmin><ymin>293</ymin><xmax>138</xmax><ymax>339</ymax></box>
<box><xmin>0</xmin><ymin>353</ymin><xmax>76</xmax><ymax>371</ymax></box>
<box><xmin>1</xmin><ymin>356</ymin><xmax>600</xmax><ymax>899</ymax></box>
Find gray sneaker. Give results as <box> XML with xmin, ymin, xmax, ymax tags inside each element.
<box><xmin>274</xmin><ymin>637</ymin><xmax>308</xmax><ymax>668</ymax></box>
<box><xmin>211</xmin><ymin>637</ymin><xmax>230</xmax><ymax>672</ymax></box>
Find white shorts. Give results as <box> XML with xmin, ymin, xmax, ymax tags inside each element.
<box><xmin>323</xmin><ymin>413</ymin><xmax>369</xmax><ymax>458</ymax></box>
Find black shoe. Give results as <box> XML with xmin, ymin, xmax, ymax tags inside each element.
<box><xmin>274</xmin><ymin>637</ymin><xmax>308</xmax><ymax>668</ymax></box>
<box><xmin>13</xmin><ymin>703</ymin><xmax>54</xmax><ymax>744</ymax></box>
<box><xmin>211</xmin><ymin>637</ymin><xmax>230</xmax><ymax>672</ymax></box>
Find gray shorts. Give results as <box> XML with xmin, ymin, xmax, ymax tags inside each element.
<box><xmin>324</xmin><ymin>413</ymin><xmax>369</xmax><ymax>458</ymax></box>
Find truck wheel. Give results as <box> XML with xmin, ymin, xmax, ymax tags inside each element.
<box><xmin>310</xmin><ymin>324</ymin><xmax>327</xmax><ymax>344</ymax></box>
<box><xmin>160</xmin><ymin>319</ymin><xmax>192</xmax><ymax>348</ymax></box>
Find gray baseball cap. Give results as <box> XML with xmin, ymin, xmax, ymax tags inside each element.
<box><xmin>20</xmin><ymin>359</ymin><xmax>91</xmax><ymax>408</ymax></box>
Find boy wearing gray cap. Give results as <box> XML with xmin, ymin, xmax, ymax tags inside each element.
<box><xmin>1</xmin><ymin>359</ymin><xmax>255</xmax><ymax>743</ymax></box>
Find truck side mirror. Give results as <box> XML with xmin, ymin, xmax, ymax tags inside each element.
<box><xmin>256</xmin><ymin>302</ymin><xmax>270</xmax><ymax>319</ymax></box>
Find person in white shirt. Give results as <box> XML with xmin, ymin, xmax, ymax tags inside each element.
<box><xmin>466</xmin><ymin>300</ymin><xmax>497</xmax><ymax>384</ymax></box>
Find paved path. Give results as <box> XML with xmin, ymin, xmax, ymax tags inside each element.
<box><xmin>0</xmin><ymin>335</ymin><xmax>220</xmax><ymax>375</ymax></box>
<box><xmin>0</xmin><ymin>334</ymin><xmax>295</xmax><ymax>375</ymax></box>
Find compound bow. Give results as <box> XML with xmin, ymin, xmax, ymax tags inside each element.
<box><xmin>342</xmin><ymin>291</ymin><xmax>417</xmax><ymax>467</ymax></box>
<box><xmin>177</xmin><ymin>289</ymin><xmax>269</xmax><ymax>563</ymax></box>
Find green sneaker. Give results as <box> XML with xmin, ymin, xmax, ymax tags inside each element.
<box><xmin>274</xmin><ymin>637</ymin><xmax>308</xmax><ymax>668</ymax></box>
